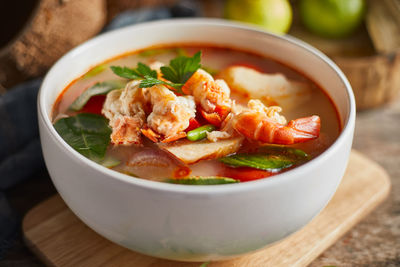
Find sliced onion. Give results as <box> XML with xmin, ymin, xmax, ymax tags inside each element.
<box><xmin>127</xmin><ymin>149</ymin><xmax>174</xmax><ymax>168</ymax></box>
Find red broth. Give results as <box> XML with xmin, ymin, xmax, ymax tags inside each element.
<box><xmin>52</xmin><ymin>45</ymin><xmax>341</xmax><ymax>183</ymax></box>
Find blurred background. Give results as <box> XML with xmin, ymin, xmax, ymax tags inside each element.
<box><xmin>1</xmin><ymin>0</ymin><xmax>399</xmax><ymax>109</ymax></box>
<box><xmin>0</xmin><ymin>0</ymin><xmax>399</xmax><ymax>266</ymax></box>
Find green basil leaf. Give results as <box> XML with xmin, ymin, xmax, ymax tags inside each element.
<box><xmin>166</xmin><ymin>176</ymin><xmax>239</xmax><ymax>185</ymax></box>
<box><xmin>110</xmin><ymin>66</ymin><xmax>141</xmax><ymax>79</ymax></box>
<box><xmin>69</xmin><ymin>80</ymin><xmax>126</xmax><ymax>111</ymax></box>
<box><xmin>219</xmin><ymin>154</ymin><xmax>294</xmax><ymax>172</ymax></box>
<box><xmin>54</xmin><ymin>113</ymin><xmax>111</xmax><ymax>162</ymax></box>
<box><xmin>219</xmin><ymin>146</ymin><xmax>310</xmax><ymax>172</ymax></box>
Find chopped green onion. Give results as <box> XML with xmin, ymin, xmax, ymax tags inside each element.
<box><xmin>187</xmin><ymin>124</ymin><xmax>216</xmax><ymax>141</ymax></box>
<box><xmin>219</xmin><ymin>153</ymin><xmax>294</xmax><ymax>172</ymax></box>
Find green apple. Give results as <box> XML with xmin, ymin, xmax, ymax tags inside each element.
<box><xmin>299</xmin><ymin>0</ymin><xmax>366</xmax><ymax>38</ymax></box>
<box><xmin>225</xmin><ymin>0</ymin><xmax>293</xmax><ymax>34</ymax></box>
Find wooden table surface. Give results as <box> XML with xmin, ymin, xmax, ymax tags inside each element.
<box><xmin>310</xmin><ymin>98</ymin><xmax>400</xmax><ymax>267</ymax></box>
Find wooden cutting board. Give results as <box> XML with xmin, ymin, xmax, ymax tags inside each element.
<box><xmin>23</xmin><ymin>150</ymin><xmax>390</xmax><ymax>267</ymax></box>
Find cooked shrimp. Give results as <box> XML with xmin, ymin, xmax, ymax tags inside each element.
<box><xmin>143</xmin><ymin>84</ymin><xmax>196</xmax><ymax>142</ymax></box>
<box><xmin>102</xmin><ymin>80</ymin><xmax>146</xmax><ymax>145</ymax></box>
<box><xmin>182</xmin><ymin>69</ymin><xmax>232</xmax><ymax>126</ymax></box>
<box><xmin>233</xmin><ymin>100</ymin><xmax>320</xmax><ymax>144</ymax></box>
<box><xmin>206</xmin><ymin>113</ymin><xmax>234</xmax><ymax>142</ymax></box>
<box><xmin>206</xmin><ymin>102</ymin><xmax>244</xmax><ymax>142</ymax></box>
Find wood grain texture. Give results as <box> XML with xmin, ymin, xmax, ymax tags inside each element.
<box><xmin>366</xmin><ymin>0</ymin><xmax>400</xmax><ymax>53</ymax></box>
<box><xmin>22</xmin><ymin>150</ymin><xmax>390</xmax><ymax>267</ymax></box>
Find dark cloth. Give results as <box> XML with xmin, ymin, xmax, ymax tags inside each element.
<box><xmin>0</xmin><ymin>79</ymin><xmax>43</xmax><ymax>189</ymax></box>
<box><xmin>0</xmin><ymin>78</ymin><xmax>43</xmax><ymax>258</ymax></box>
<box><xmin>0</xmin><ymin>1</ymin><xmax>199</xmax><ymax>258</ymax></box>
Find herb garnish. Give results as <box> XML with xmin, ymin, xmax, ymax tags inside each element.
<box><xmin>219</xmin><ymin>146</ymin><xmax>310</xmax><ymax>172</ymax></box>
<box><xmin>69</xmin><ymin>80</ymin><xmax>126</xmax><ymax>111</ymax></box>
<box><xmin>160</xmin><ymin>51</ymin><xmax>201</xmax><ymax>87</ymax></box>
<box><xmin>111</xmin><ymin>51</ymin><xmax>202</xmax><ymax>94</ymax></box>
<box><xmin>110</xmin><ymin>63</ymin><xmax>157</xmax><ymax>80</ymax></box>
<box><xmin>54</xmin><ymin>113</ymin><xmax>111</xmax><ymax>162</ymax></box>
<box><xmin>219</xmin><ymin>154</ymin><xmax>294</xmax><ymax>172</ymax></box>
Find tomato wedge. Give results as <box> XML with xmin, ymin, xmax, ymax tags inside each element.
<box><xmin>80</xmin><ymin>95</ymin><xmax>106</xmax><ymax>115</ymax></box>
<box><xmin>220</xmin><ymin>167</ymin><xmax>274</xmax><ymax>182</ymax></box>
<box><xmin>185</xmin><ymin>118</ymin><xmax>201</xmax><ymax>132</ymax></box>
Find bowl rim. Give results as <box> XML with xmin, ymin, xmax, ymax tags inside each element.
<box><xmin>38</xmin><ymin>18</ymin><xmax>356</xmax><ymax>194</ymax></box>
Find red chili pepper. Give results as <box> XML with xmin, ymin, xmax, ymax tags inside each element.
<box><xmin>173</xmin><ymin>166</ymin><xmax>192</xmax><ymax>178</ymax></box>
<box><xmin>80</xmin><ymin>95</ymin><xmax>106</xmax><ymax>115</ymax></box>
<box><xmin>214</xmin><ymin>105</ymin><xmax>230</xmax><ymax>119</ymax></box>
<box><xmin>220</xmin><ymin>167</ymin><xmax>275</xmax><ymax>182</ymax></box>
<box><xmin>185</xmin><ymin>118</ymin><xmax>201</xmax><ymax>132</ymax></box>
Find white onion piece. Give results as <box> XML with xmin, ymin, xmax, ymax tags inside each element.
<box><xmin>127</xmin><ymin>149</ymin><xmax>174</xmax><ymax>167</ymax></box>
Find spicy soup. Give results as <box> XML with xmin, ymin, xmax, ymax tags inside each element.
<box><xmin>52</xmin><ymin>45</ymin><xmax>340</xmax><ymax>184</ymax></box>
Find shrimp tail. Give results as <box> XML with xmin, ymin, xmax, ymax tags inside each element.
<box><xmin>111</xmin><ymin>116</ymin><xmax>143</xmax><ymax>145</ymax></box>
<box><xmin>270</xmin><ymin>115</ymin><xmax>321</xmax><ymax>144</ymax></box>
<box><xmin>141</xmin><ymin>127</ymin><xmax>160</xmax><ymax>142</ymax></box>
<box><xmin>142</xmin><ymin>127</ymin><xmax>187</xmax><ymax>143</ymax></box>
<box><xmin>287</xmin><ymin>115</ymin><xmax>320</xmax><ymax>138</ymax></box>
<box><xmin>199</xmin><ymin>105</ymin><xmax>231</xmax><ymax>127</ymax></box>
<box><xmin>200</xmin><ymin>108</ymin><xmax>223</xmax><ymax>127</ymax></box>
<box><xmin>233</xmin><ymin>114</ymin><xmax>320</xmax><ymax>145</ymax></box>
<box><xmin>161</xmin><ymin>132</ymin><xmax>187</xmax><ymax>143</ymax></box>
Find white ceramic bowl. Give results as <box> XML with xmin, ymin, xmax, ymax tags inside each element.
<box><xmin>38</xmin><ymin>19</ymin><xmax>355</xmax><ymax>262</ymax></box>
